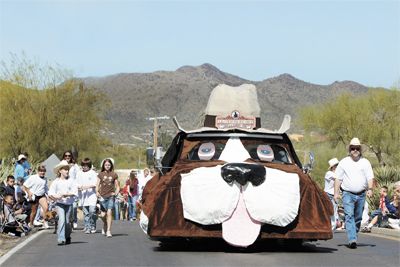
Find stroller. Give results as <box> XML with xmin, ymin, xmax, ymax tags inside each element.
<box><xmin>0</xmin><ymin>196</ymin><xmax>29</xmax><ymax>237</ymax></box>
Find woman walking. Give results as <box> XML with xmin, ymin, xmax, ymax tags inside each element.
<box><xmin>96</xmin><ymin>158</ymin><xmax>120</xmax><ymax>237</ymax></box>
<box><xmin>48</xmin><ymin>160</ymin><xmax>78</xmax><ymax>245</ymax></box>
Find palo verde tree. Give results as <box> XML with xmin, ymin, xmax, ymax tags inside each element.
<box><xmin>299</xmin><ymin>88</ymin><xmax>400</xmax><ymax>166</ymax></box>
<box><xmin>0</xmin><ymin>53</ymin><xmax>109</xmax><ymax>161</ymax></box>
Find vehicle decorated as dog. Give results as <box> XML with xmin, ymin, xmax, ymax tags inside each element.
<box><xmin>140</xmin><ymin>84</ymin><xmax>333</xmax><ymax>248</ymax></box>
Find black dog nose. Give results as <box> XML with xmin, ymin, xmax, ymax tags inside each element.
<box><xmin>221</xmin><ymin>163</ymin><xmax>266</xmax><ymax>186</ymax></box>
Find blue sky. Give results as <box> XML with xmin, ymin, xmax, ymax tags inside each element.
<box><xmin>1</xmin><ymin>0</ymin><xmax>399</xmax><ymax>88</ymax></box>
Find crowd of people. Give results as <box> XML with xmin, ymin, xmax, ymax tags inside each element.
<box><xmin>324</xmin><ymin>138</ymin><xmax>400</xmax><ymax>249</ymax></box>
<box><xmin>0</xmin><ymin>151</ymin><xmax>155</xmax><ymax>245</ymax></box>
<box><xmin>1</xmin><ymin>138</ymin><xmax>400</xmax><ymax>248</ymax></box>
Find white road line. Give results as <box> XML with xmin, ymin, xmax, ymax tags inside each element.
<box><xmin>0</xmin><ymin>230</ymin><xmax>49</xmax><ymax>265</ymax></box>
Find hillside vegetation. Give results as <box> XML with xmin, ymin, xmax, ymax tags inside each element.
<box><xmin>80</xmin><ymin>63</ymin><xmax>369</xmax><ymax>144</ymax></box>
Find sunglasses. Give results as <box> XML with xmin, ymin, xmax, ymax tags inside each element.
<box><xmin>64</xmin><ymin>154</ymin><xmax>72</xmax><ymax>158</ymax></box>
<box><xmin>350</xmin><ymin>147</ymin><xmax>361</xmax><ymax>151</ymax></box>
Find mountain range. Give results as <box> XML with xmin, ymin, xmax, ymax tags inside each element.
<box><xmin>80</xmin><ymin>63</ymin><xmax>369</xmax><ymax>145</ymax></box>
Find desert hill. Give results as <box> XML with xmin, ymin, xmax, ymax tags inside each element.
<box><xmin>80</xmin><ymin>63</ymin><xmax>369</xmax><ymax>144</ymax></box>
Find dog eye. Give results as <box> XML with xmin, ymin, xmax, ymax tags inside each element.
<box><xmin>198</xmin><ymin>142</ymin><xmax>216</xmax><ymax>160</ymax></box>
<box><xmin>257</xmin><ymin>145</ymin><xmax>274</xmax><ymax>162</ymax></box>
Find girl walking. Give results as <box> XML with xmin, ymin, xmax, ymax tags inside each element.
<box><xmin>96</xmin><ymin>158</ymin><xmax>120</xmax><ymax>237</ymax></box>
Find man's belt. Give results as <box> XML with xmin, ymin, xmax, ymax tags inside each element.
<box><xmin>340</xmin><ymin>187</ymin><xmax>366</xmax><ymax>195</ymax></box>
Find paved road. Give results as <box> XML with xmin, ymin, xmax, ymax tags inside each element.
<box><xmin>2</xmin><ymin>220</ymin><xmax>399</xmax><ymax>267</ymax></box>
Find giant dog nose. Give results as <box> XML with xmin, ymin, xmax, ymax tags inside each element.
<box><xmin>221</xmin><ymin>163</ymin><xmax>266</xmax><ymax>186</ymax></box>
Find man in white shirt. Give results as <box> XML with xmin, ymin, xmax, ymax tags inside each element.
<box><xmin>334</xmin><ymin>137</ymin><xmax>374</xmax><ymax>249</ymax></box>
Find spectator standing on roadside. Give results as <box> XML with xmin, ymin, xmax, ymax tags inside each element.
<box><xmin>96</xmin><ymin>158</ymin><xmax>120</xmax><ymax>237</ymax></box>
<box><xmin>138</xmin><ymin>168</ymin><xmax>153</xmax><ymax>200</ymax></box>
<box><xmin>14</xmin><ymin>154</ymin><xmax>28</xmax><ymax>181</ymax></box>
<box><xmin>22</xmin><ymin>152</ymin><xmax>32</xmax><ymax>178</ymax></box>
<box><xmin>76</xmin><ymin>158</ymin><xmax>97</xmax><ymax>234</ymax></box>
<box><xmin>23</xmin><ymin>165</ymin><xmax>50</xmax><ymax>229</ymax></box>
<box><xmin>48</xmin><ymin>160</ymin><xmax>78</xmax><ymax>245</ymax></box>
<box><xmin>334</xmin><ymin>137</ymin><xmax>374</xmax><ymax>249</ymax></box>
<box><xmin>324</xmin><ymin>158</ymin><xmax>339</xmax><ymax>231</ymax></box>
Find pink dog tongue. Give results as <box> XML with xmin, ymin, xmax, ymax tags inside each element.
<box><xmin>222</xmin><ymin>191</ymin><xmax>261</xmax><ymax>247</ymax></box>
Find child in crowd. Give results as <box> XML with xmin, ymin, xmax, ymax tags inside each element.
<box><xmin>77</xmin><ymin>158</ymin><xmax>98</xmax><ymax>234</ymax></box>
<box><xmin>2</xmin><ymin>193</ymin><xmax>28</xmax><ymax>236</ymax></box>
<box><xmin>96</xmin><ymin>158</ymin><xmax>120</xmax><ymax>237</ymax></box>
<box><xmin>48</xmin><ymin>160</ymin><xmax>78</xmax><ymax>245</ymax></box>
<box><xmin>362</xmin><ymin>186</ymin><xmax>390</xmax><ymax>232</ymax></box>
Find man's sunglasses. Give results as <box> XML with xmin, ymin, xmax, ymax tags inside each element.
<box><xmin>350</xmin><ymin>147</ymin><xmax>361</xmax><ymax>151</ymax></box>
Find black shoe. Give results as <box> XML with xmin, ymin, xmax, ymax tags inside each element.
<box><xmin>349</xmin><ymin>242</ymin><xmax>357</xmax><ymax>249</ymax></box>
<box><xmin>66</xmin><ymin>237</ymin><xmax>71</xmax><ymax>245</ymax></box>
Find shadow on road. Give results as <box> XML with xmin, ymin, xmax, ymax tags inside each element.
<box><xmin>110</xmin><ymin>233</ymin><xmax>129</xmax><ymax>237</ymax></box>
<box><xmin>154</xmin><ymin>239</ymin><xmax>337</xmax><ymax>253</ymax></box>
<box><xmin>337</xmin><ymin>243</ymin><xmax>376</xmax><ymax>248</ymax></box>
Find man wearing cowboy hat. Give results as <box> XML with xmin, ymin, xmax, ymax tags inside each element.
<box><xmin>324</xmin><ymin>158</ymin><xmax>339</xmax><ymax>231</ymax></box>
<box><xmin>334</xmin><ymin>137</ymin><xmax>374</xmax><ymax>249</ymax></box>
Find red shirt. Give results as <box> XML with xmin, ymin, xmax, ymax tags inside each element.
<box><xmin>125</xmin><ymin>178</ymin><xmax>138</xmax><ymax>196</ymax></box>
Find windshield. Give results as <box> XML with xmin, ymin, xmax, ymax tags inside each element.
<box><xmin>186</xmin><ymin>138</ymin><xmax>292</xmax><ymax>164</ymax></box>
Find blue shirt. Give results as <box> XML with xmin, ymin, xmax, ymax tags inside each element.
<box><xmin>14</xmin><ymin>163</ymin><xmax>26</xmax><ymax>180</ymax></box>
<box><xmin>22</xmin><ymin>160</ymin><xmax>31</xmax><ymax>177</ymax></box>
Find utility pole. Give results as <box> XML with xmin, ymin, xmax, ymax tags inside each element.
<box><xmin>147</xmin><ymin>115</ymin><xmax>170</xmax><ymax>153</ymax></box>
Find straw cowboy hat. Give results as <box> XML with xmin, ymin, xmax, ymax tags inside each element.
<box><xmin>347</xmin><ymin>137</ymin><xmax>368</xmax><ymax>153</ymax></box>
<box><xmin>53</xmin><ymin>160</ymin><xmax>70</xmax><ymax>175</ymax></box>
<box><xmin>328</xmin><ymin>158</ymin><xmax>339</xmax><ymax>170</ymax></box>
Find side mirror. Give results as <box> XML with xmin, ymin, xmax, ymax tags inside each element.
<box><xmin>303</xmin><ymin>152</ymin><xmax>315</xmax><ymax>174</ymax></box>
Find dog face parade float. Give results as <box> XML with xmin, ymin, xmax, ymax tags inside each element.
<box><xmin>140</xmin><ymin>84</ymin><xmax>333</xmax><ymax>248</ymax></box>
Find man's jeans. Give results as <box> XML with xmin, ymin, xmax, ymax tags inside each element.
<box><xmin>342</xmin><ymin>191</ymin><xmax>366</xmax><ymax>243</ymax></box>
<box><xmin>82</xmin><ymin>205</ymin><xmax>96</xmax><ymax>231</ymax></box>
<box><xmin>55</xmin><ymin>203</ymin><xmax>72</xmax><ymax>242</ymax></box>
<box><xmin>128</xmin><ymin>195</ymin><xmax>138</xmax><ymax>220</ymax></box>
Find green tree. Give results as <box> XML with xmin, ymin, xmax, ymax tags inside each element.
<box><xmin>0</xmin><ymin>54</ymin><xmax>109</xmax><ymax>161</ymax></box>
<box><xmin>299</xmin><ymin>89</ymin><xmax>400</xmax><ymax>166</ymax></box>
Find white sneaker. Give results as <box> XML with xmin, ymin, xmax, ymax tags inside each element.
<box><xmin>388</xmin><ymin>218</ymin><xmax>400</xmax><ymax>230</ymax></box>
<box><xmin>102</xmin><ymin>229</ymin><xmax>106</xmax><ymax>235</ymax></box>
<box><xmin>42</xmin><ymin>221</ymin><xmax>49</xmax><ymax>229</ymax></box>
<box><xmin>90</xmin><ymin>229</ymin><xmax>97</xmax><ymax>234</ymax></box>
<box><xmin>73</xmin><ymin>223</ymin><xmax>78</xmax><ymax>229</ymax></box>
<box><xmin>106</xmin><ymin>231</ymin><xmax>112</xmax><ymax>238</ymax></box>
<box><xmin>33</xmin><ymin>220</ymin><xmax>43</xmax><ymax>226</ymax></box>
